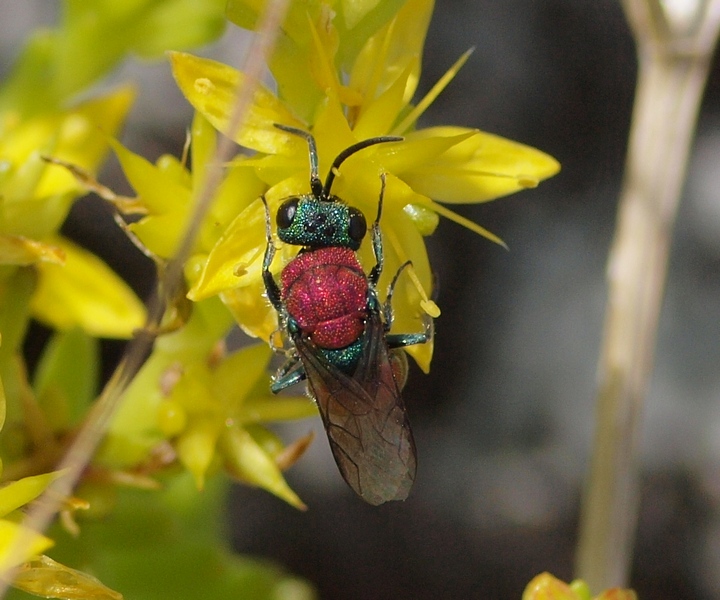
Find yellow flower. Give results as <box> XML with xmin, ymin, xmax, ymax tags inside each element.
<box><xmin>164</xmin><ymin>0</ymin><xmax>558</xmax><ymax>373</ymax></box>
<box><xmin>522</xmin><ymin>572</ymin><xmax>637</xmax><ymax>600</ymax></box>
<box><xmin>0</xmin><ymin>472</ymin><xmax>59</xmax><ymax>570</ymax></box>
<box><xmin>0</xmin><ymin>87</ymin><xmax>146</xmax><ymax>339</ymax></box>
<box><xmin>0</xmin><ymin>471</ymin><xmax>121</xmax><ymax>599</ymax></box>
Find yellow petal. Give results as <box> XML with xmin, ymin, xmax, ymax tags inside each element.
<box><xmin>175</xmin><ymin>417</ymin><xmax>222</xmax><ymax>490</ymax></box>
<box><xmin>169</xmin><ymin>52</ymin><xmax>303</xmax><ymax>153</ymax></box>
<box><xmin>187</xmin><ymin>199</ymin><xmax>267</xmax><ymax>301</ymax></box>
<box><xmin>12</xmin><ymin>555</ymin><xmax>122</xmax><ymax>600</ymax></box>
<box><xmin>0</xmin><ymin>471</ymin><xmax>65</xmax><ymax>518</ymax></box>
<box><xmin>226</xmin><ymin>0</ymin><xmax>333</xmax><ymax>120</ymax></box>
<box><xmin>0</xmin><ymin>88</ymin><xmax>134</xmax><ymax>208</ymax></box>
<box><xmin>522</xmin><ymin>573</ymin><xmax>580</xmax><ymax>600</ymax></box>
<box><xmin>307</xmin><ymin>14</ymin><xmax>341</xmax><ymax>98</ymax></box>
<box><xmin>0</xmin><ymin>236</ymin><xmax>64</xmax><ymax>266</ymax></box>
<box><xmin>110</xmin><ymin>137</ymin><xmax>193</xmax><ymax>257</ymax></box>
<box><xmin>219</xmin><ymin>425</ymin><xmax>305</xmax><ymax>510</ymax></box>
<box><xmin>30</xmin><ymin>236</ymin><xmax>146</xmax><ymax>339</ymax></box>
<box><xmin>398</xmin><ymin>126</ymin><xmax>560</xmax><ymax>203</ymax></box>
<box><xmin>391</xmin><ymin>47</ymin><xmax>473</xmax><ymax>135</ymax></box>
<box><xmin>220</xmin><ymin>281</ymin><xmax>278</xmax><ymax>342</ymax></box>
<box><xmin>307</xmin><ymin>16</ymin><xmax>363</xmax><ymax>108</ymax></box>
<box><xmin>35</xmin><ymin>87</ymin><xmax>136</xmax><ymax>198</ymax></box>
<box><xmin>0</xmin><ymin>521</ymin><xmax>53</xmax><ymax>573</ymax></box>
<box><xmin>349</xmin><ymin>0</ymin><xmax>434</xmax><ymax>106</ymax></box>
<box><xmin>110</xmin><ymin>138</ymin><xmax>191</xmax><ymax>215</ymax></box>
<box><xmin>100</xmin><ymin>299</ymin><xmax>233</xmax><ymax>468</ymax></box>
<box><xmin>377</xmin><ymin>201</ymin><xmax>435</xmax><ymax>373</ymax></box>
<box><xmin>241</xmin><ymin>395</ymin><xmax>317</xmax><ymax>423</ymax></box>
<box><xmin>0</xmin><ymin>88</ymin><xmax>128</xmax><ymax>240</ymax></box>
<box><xmin>190</xmin><ymin>111</ymin><xmax>216</xmax><ymax>197</ymax></box>
<box><xmin>375</xmin><ymin>128</ymin><xmax>476</xmax><ymax>174</ymax></box>
<box><xmin>212</xmin><ymin>344</ymin><xmax>272</xmax><ymax>412</ymax></box>
<box><xmin>341</xmin><ymin>0</ymin><xmax>382</xmax><ymax>30</ymax></box>
<box><xmin>311</xmin><ymin>92</ymin><xmax>360</xmax><ymax>173</ymax></box>
<box><xmin>352</xmin><ymin>60</ymin><xmax>416</xmax><ymax>139</ymax></box>
<box><xmin>128</xmin><ymin>212</ymin><xmax>189</xmax><ymax>259</ymax></box>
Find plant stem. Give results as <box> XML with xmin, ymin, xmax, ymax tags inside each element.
<box><xmin>576</xmin><ymin>0</ymin><xmax>720</xmax><ymax>590</ymax></box>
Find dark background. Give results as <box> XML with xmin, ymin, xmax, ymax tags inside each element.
<box><xmin>5</xmin><ymin>1</ymin><xmax>720</xmax><ymax>598</ymax></box>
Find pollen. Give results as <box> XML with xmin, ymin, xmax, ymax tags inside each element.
<box><xmin>194</xmin><ymin>77</ymin><xmax>214</xmax><ymax>95</ymax></box>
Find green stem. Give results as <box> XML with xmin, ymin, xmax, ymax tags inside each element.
<box><xmin>576</xmin><ymin>0</ymin><xmax>720</xmax><ymax>590</ymax></box>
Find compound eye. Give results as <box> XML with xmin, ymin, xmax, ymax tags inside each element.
<box><xmin>276</xmin><ymin>198</ymin><xmax>299</xmax><ymax>230</ymax></box>
<box><xmin>347</xmin><ymin>208</ymin><xmax>367</xmax><ymax>242</ymax></box>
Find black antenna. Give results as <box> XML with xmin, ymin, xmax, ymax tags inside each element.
<box><xmin>274</xmin><ymin>124</ymin><xmax>323</xmax><ymax>199</ymax></box>
<box><xmin>323</xmin><ymin>136</ymin><xmax>402</xmax><ymax>198</ymax></box>
<box><xmin>273</xmin><ymin>123</ymin><xmax>402</xmax><ymax>201</ymax></box>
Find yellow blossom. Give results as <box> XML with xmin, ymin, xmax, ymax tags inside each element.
<box><xmin>0</xmin><ymin>472</ymin><xmax>61</xmax><ymax>571</ymax></box>
<box><xmin>522</xmin><ymin>573</ymin><xmax>637</xmax><ymax>600</ymax></box>
<box><xmin>0</xmin><ymin>86</ymin><xmax>146</xmax><ymax>340</ymax></box>
<box><xmin>30</xmin><ymin>236</ymin><xmax>145</xmax><ymax>339</ymax></box>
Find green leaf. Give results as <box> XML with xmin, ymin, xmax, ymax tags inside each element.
<box><xmin>0</xmin><ymin>267</ymin><xmax>36</xmax><ymax>363</ymax></box>
<box><xmin>33</xmin><ymin>328</ymin><xmax>100</xmax><ymax>429</ymax></box>
<box><xmin>55</xmin><ymin>0</ymin><xmax>227</xmax><ymax>101</ymax></box>
<box><xmin>41</xmin><ymin>474</ymin><xmax>315</xmax><ymax>600</ymax></box>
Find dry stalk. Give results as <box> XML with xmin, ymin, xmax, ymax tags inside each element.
<box><xmin>576</xmin><ymin>0</ymin><xmax>720</xmax><ymax>590</ymax></box>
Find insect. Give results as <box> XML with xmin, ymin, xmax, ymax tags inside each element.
<box><xmin>261</xmin><ymin>124</ymin><xmax>432</xmax><ymax>505</ymax></box>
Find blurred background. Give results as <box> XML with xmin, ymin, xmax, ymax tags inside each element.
<box><xmin>4</xmin><ymin>0</ymin><xmax>720</xmax><ymax>598</ymax></box>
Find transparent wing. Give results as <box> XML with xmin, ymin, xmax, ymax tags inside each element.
<box><xmin>294</xmin><ymin>312</ymin><xmax>417</xmax><ymax>505</ymax></box>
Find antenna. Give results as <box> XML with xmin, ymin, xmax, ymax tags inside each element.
<box><xmin>273</xmin><ymin>123</ymin><xmax>402</xmax><ymax>200</ymax></box>
<box><xmin>274</xmin><ymin>123</ymin><xmax>323</xmax><ymax>199</ymax></box>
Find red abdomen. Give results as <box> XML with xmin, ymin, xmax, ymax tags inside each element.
<box><xmin>281</xmin><ymin>246</ymin><xmax>368</xmax><ymax>349</ymax></box>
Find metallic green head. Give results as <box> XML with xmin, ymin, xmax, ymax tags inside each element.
<box><xmin>276</xmin><ymin>196</ymin><xmax>367</xmax><ymax>250</ymax></box>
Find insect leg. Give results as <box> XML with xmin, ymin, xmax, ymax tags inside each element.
<box><xmin>261</xmin><ymin>195</ymin><xmax>283</xmax><ymax>311</ymax></box>
<box><xmin>270</xmin><ymin>354</ymin><xmax>307</xmax><ymax>394</ymax></box>
<box><xmin>368</xmin><ymin>173</ymin><xmax>386</xmax><ymax>287</ymax></box>
<box><xmin>382</xmin><ymin>259</ymin><xmax>411</xmax><ymax>330</ymax></box>
<box><xmin>383</xmin><ymin>259</ymin><xmax>434</xmax><ymax>348</ymax></box>
<box><xmin>386</xmin><ymin>321</ymin><xmax>432</xmax><ymax>349</ymax></box>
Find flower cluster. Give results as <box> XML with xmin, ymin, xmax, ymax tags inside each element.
<box><xmin>523</xmin><ymin>573</ymin><xmax>637</xmax><ymax>600</ymax></box>
<box><xmin>101</xmin><ymin>0</ymin><xmax>559</xmax><ymax>507</ymax></box>
<box><xmin>123</xmin><ymin>0</ymin><xmax>559</xmax><ymax>374</ymax></box>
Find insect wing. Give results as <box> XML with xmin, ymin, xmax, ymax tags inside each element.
<box><xmin>294</xmin><ymin>313</ymin><xmax>417</xmax><ymax>505</ymax></box>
